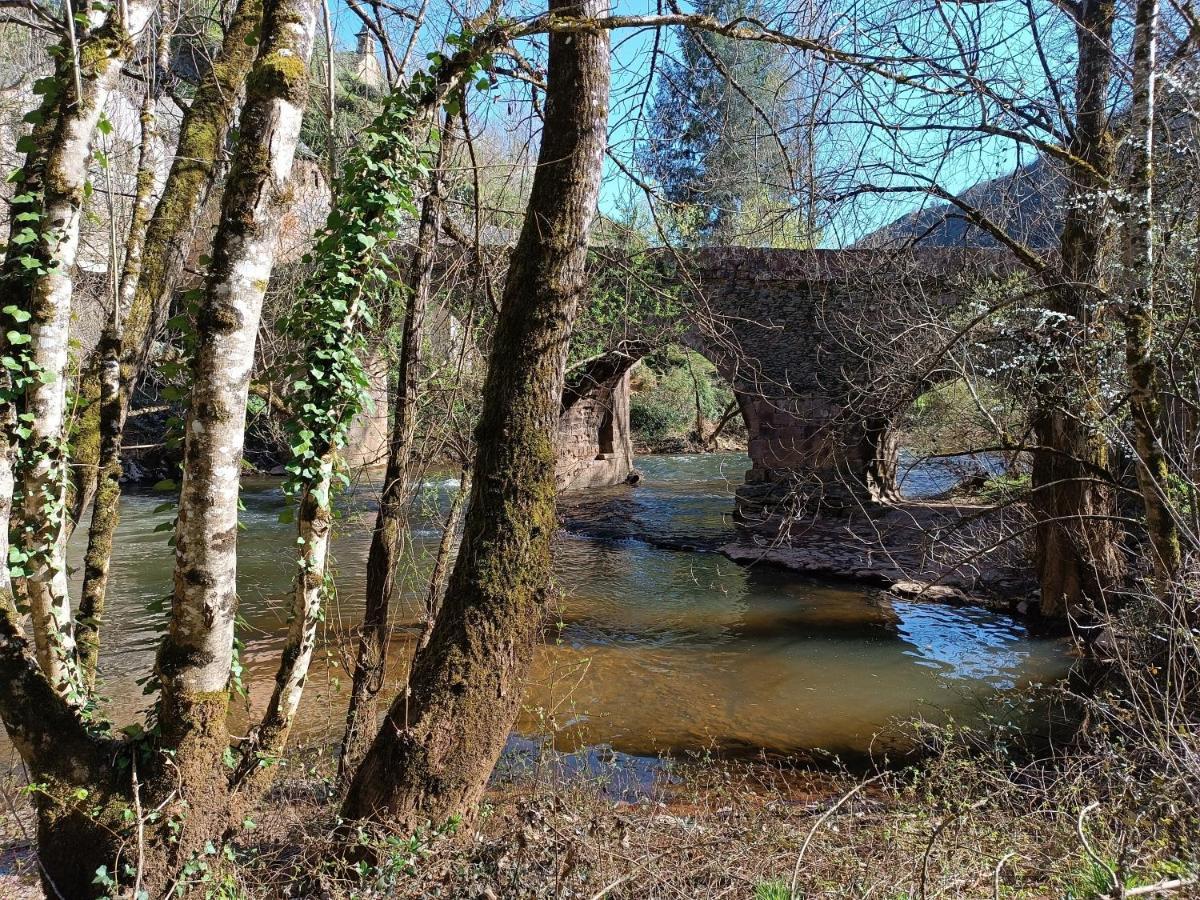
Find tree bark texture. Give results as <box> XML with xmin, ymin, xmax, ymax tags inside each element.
<box><xmin>76</xmin><ymin>85</ymin><xmax>162</xmax><ymax>691</ymax></box>
<box><xmin>18</xmin><ymin>1</ymin><xmax>153</xmax><ymax>698</ymax></box>
<box><xmin>340</xmin><ymin>124</ymin><xmax>452</xmax><ymax>776</ymax></box>
<box><xmin>419</xmin><ymin>465</ymin><xmax>471</xmax><ymax>652</ymax></box>
<box><xmin>144</xmin><ymin>0</ymin><xmax>317</xmax><ymax>886</ymax></box>
<box><xmin>340</xmin><ymin>0</ymin><xmax>610</xmax><ymax>826</ymax></box>
<box><xmin>67</xmin><ymin>0</ymin><xmax>264</xmax><ymax>527</ymax></box>
<box><xmin>1031</xmin><ymin>0</ymin><xmax>1124</xmax><ymax>618</ymax></box>
<box><xmin>1122</xmin><ymin>0</ymin><xmax>1184</xmax><ymax>588</ymax></box>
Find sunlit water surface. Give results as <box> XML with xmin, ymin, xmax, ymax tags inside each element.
<box><xmin>47</xmin><ymin>452</ymin><xmax>1067</xmax><ymax>762</ymax></box>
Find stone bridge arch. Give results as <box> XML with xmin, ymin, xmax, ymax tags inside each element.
<box><xmin>556</xmin><ymin>248</ymin><xmax>1022</xmax><ymax>526</ymax></box>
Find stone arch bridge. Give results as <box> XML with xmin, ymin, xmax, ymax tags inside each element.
<box><xmin>555</xmin><ymin>247</ymin><xmax>1022</xmax><ymax>531</ymax></box>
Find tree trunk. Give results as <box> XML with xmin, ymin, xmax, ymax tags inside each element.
<box><xmin>76</xmin><ymin>84</ymin><xmax>162</xmax><ymax>692</ymax></box>
<box><xmin>420</xmin><ymin>465</ymin><xmax>471</xmax><ymax>651</ymax></box>
<box><xmin>67</xmin><ymin>0</ymin><xmax>264</xmax><ymax>527</ymax></box>
<box><xmin>340</xmin><ymin>121</ymin><xmax>453</xmax><ymax>776</ymax></box>
<box><xmin>1122</xmin><ymin>0</ymin><xmax>1183</xmax><ymax>588</ymax></box>
<box><xmin>340</xmin><ymin>0</ymin><xmax>609</xmax><ymax>826</ymax></box>
<box><xmin>704</xmin><ymin>398</ymin><xmax>741</xmax><ymax>450</ymax></box>
<box><xmin>1030</xmin><ymin>0</ymin><xmax>1124</xmax><ymax>618</ymax></box>
<box><xmin>18</xmin><ymin>1</ymin><xmax>153</xmax><ymax>698</ymax></box>
<box><xmin>0</xmin><ymin>2</ymin><xmax>318</xmax><ymax>891</ymax></box>
<box><xmin>144</xmin><ymin>0</ymin><xmax>318</xmax><ymax>886</ymax></box>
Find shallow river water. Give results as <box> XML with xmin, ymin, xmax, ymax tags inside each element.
<box><xmin>57</xmin><ymin>452</ymin><xmax>1069</xmax><ymax>763</ymax></box>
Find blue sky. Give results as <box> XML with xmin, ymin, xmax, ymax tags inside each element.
<box><xmin>326</xmin><ymin>0</ymin><xmax>1076</xmax><ymax>247</ymax></box>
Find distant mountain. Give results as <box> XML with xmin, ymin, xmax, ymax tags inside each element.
<box><xmin>854</xmin><ymin>158</ymin><xmax>1063</xmax><ymax>251</ymax></box>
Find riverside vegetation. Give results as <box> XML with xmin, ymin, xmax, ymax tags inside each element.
<box><xmin>0</xmin><ymin>0</ymin><xmax>1199</xmax><ymax>896</ymax></box>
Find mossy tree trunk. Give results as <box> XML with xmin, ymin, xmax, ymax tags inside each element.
<box><xmin>0</xmin><ymin>0</ymin><xmax>332</xmax><ymax>892</ymax></box>
<box><xmin>17</xmin><ymin>1</ymin><xmax>153</xmax><ymax>698</ymax></box>
<box><xmin>340</xmin><ymin>119</ymin><xmax>454</xmax><ymax>776</ymax></box>
<box><xmin>69</xmin><ymin>0</ymin><xmax>262</xmax><ymax>696</ymax></box>
<box><xmin>1030</xmin><ymin>0</ymin><xmax>1124</xmax><ymax>618</ymax></box>
<box><xmin>146</xmin><ymin>0</ymin><xmax>318</xmax><ymax>886</ymax></box>
<box><xmin>67</xmin><ymin>0</ymin><xmax>264</xmax><ymax>528</ymax></box>
<box><xmin>340</xmin><ymin>0</ymin><xmax>610</xmax><ymax>826</ymax></box>
<box><xmin>76</xmin><ymin>79</ymin><xmax>164</xmax><ymax>691</ymax></box>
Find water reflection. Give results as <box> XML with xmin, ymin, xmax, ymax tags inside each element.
<box><xmin>49</xmin><ymin>452</ymin><xmax>1069</xmax><ymax>762</ymax></box>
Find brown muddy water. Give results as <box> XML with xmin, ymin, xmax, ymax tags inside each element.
<box><xmin>40</xmin><ymin>452</ymin><xmax>1068</xmax><ymax>765</ymax></box>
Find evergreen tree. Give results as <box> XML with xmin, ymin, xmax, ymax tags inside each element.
<box><xmin>640</xmin><ymin>0</ymin><xmax>809</xmax><ymax>245</ymax></box>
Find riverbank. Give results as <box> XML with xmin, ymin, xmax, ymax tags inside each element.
<box><xmin>720</xmin><ymin>499</ymin><xmax>1040</xmax><ymax>616</ymax></box>
<box><xmin>4</xmin><ymin>712</ymin><xmax>1194</xmax><ymax>899</ymax></box>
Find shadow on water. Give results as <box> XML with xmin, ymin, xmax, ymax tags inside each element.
<box><xmin>24</xmin><ymin>451</ymin><xmax>1073</xmax><ymax>780</ymax></box>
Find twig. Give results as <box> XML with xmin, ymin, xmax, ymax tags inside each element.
<box><xmin>1124</xmin><ymin>877</ymin><xmax>1198</xmax><ymax>897</ymax></box>
<box><xmin>993</xmin><ymin>852</ymin><xmax>1017</xmax><ymax>900</ymax></box>
<box><xmin>920</xmin><ymin>797</ymin><xmax>988</xmax><ymax>900</ymax></box>
<box><xmin>1076</xmin><ymin>802</ymin><xmax>1120</xmax><ymax>898</ymax></box>
<box><xmin>790</xmin><ymin>773</ymin><xmax>886</xmax><ymax>896</ymax></box>
<box><xmin>588</xmin><ymin>872</ymin><xmax>634</xmax><ymax>899</ymax></box>
<box><xmin>131</xmin><ymin>753</ymin><xmax>146</xmax><ymax>900</ymax></box>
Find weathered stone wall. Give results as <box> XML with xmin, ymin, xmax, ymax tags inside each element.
<box><xmin>555</xmin><ymin>370</ymin><xmax>635</xmax><ymax>492</ymax></box>
<box><xmin>678</xmin><ymin>248</ymin><xmax>1021</xmax><ymax>520</ymax></box>
<box><xmin>550</xmin><ymin>248</ymin><xmax>1022</xmax><ymax>507</ymax></box>
<box><xmin>343</xmin><ymin>346</ymin><xmax>391</xmax><ymax>469</ymax></box>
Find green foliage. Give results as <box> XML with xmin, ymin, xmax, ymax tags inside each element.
<box><xmin>629</xmin><ymin>390</ymin><xmax>689</xmax><ymax>440</ymax></box>
<box><xmin>570</xmin><ymin>247</ymin><xmax>684</xmax><ymax>366</ymax></box>
<box><xmin>754</xmin><ymin>879</ymin><xmax>793</xmax><ymax>900</ymax></box>
<box><xmin>639</xmin><ymin>0</ymin><xmax>811</xmax><ymax>245</ymax></box>
<box><xmin>978</xmin><ymin>472</ymin><xmax>1030</xmax><ymax>504</ymax></box>
<box><xmin>281</xmin><ymin>27</ymin><xmax>499</xmax><ymax>503</ymax></box>
<box><xmin>629</xmin><ymin>347</ymin><xmax>734</xmax><ymax>442</ymax></box>
<box><xmin>281</xmin><ymin>85</ymin><xmax>428</xmax><ymax>502</ymax></box>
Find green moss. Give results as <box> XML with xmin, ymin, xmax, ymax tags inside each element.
<box><xmin>249</xmin><ymin>51</ymin><xmax>311</xmax><ymax>106</ymax></box>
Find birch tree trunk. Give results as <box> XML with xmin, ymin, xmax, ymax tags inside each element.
<box><xmin>146</xmin><ymin>0</ymin><xmax>317</xmax><ymax>883</ymax></box>
<box><xmin>70</xmin><ymin>0</ymin><xmax>262</xmax><ymax>690</ymax></box>
<box><xmin>67</xmin><ymin>0</ymin><xmax>264</xmax><ymax>527</ymax></box>
<box><xmin>18</xmin><ymin>1</ymin><xmax>153</xmax><ymax>698</ymax></box>
<box><xmin>1122</xmin><ymin>0</ymin><xmax>1183</xmax><ymax>589</ymax></box>
<box><xmin>341</xmin><ymin>0</ymin><xmax>610</xmax><ymax>826</ymax></box>
<box><xmin>1</xmin><ymin>78</ymin><xmax>63</xmax><ymax>616</ymax></box>
<box><xmin>0</xmin><ymin>3</ymin><xmax>320</xmax><ymax>891</ymax></box>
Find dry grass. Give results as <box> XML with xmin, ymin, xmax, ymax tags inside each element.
<box><xmin>101</xmin><ymin>713</ymin><xmax>1192</xmax><ymax>900</ymax></box>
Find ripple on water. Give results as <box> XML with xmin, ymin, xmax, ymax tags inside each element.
<box><xmin>52</xmin><ymin>452</ymin><xmax>1070</xmax><ymax>762</ymax></box>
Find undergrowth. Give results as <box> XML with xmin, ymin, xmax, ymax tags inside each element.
<box><xmin>2</xmin><ymin>589</ymin><xmax>1197</xmax><ymax>899</ymax></box>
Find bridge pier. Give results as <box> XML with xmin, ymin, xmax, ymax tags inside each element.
<box><xmin>555</xmin><ymin>369</ymin><xmax>635</xmax><ymax>491</ymax></box>
<box><xmin>734</xmin><ymin>393</ymin><xmax>901</xmax><ymax>529</ymax></box>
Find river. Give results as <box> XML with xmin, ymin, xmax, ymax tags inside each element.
<box><xmin>54</xmin><ymin>452</ymin><xmax>1068</xmax><ymax>765</ymax></box>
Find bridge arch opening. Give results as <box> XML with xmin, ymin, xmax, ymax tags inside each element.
<box><xmin>893</xmin><ymin>376</ymin><xmax>1026</xmax><ymax>501</ymax></box>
